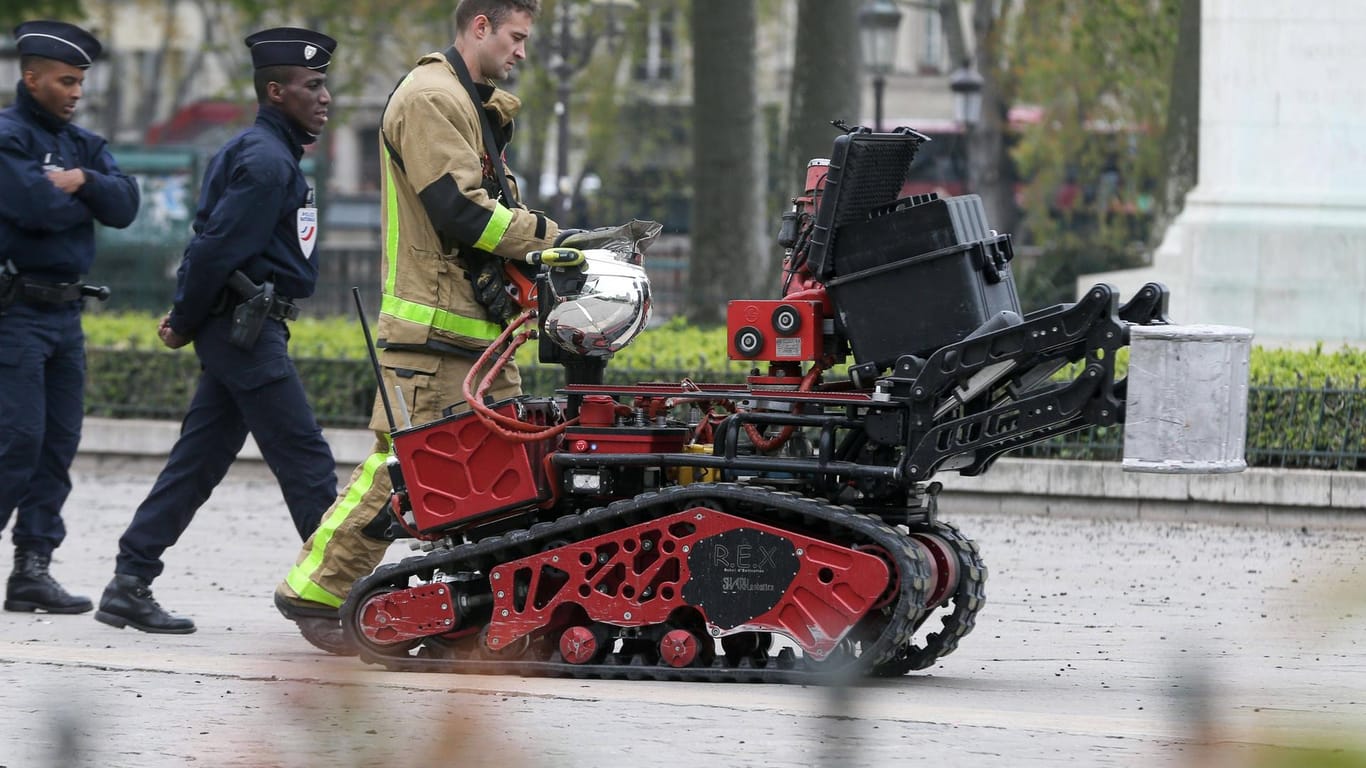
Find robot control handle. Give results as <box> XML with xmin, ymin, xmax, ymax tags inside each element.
<box><xmin>525</xmin><ymin>247</ymin><xmax>586</xmax><ymax>268</ymax></box>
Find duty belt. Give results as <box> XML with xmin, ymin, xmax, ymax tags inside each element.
<box><xmin>265</xmin><ymin>299</ymin><xmax>301</xmax><ymax>321</ymax></box>
<box><xmin>210</xmin><ymin>276</ymin><xmax>301</xmax><ymax>321</ymax></box>
<box><xmin>19</xmin><ymin>278</ymin><xmax>110</xmax><ymax>304</ymax></box>
<box><xmin>208</xmin><ymin>290</ymin><xmax>300</xmax><ymax>320</ymax></box>
<box><xmin>0</xmin><ymin>261</ymin><xmax>110</xmax><ymax>308</ymax></box>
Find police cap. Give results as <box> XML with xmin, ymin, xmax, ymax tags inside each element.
<box><xmin>13</xmin><ymin>20</ymin><xmax>102</xmax><ymax>69</ymax></box>
<box><xmin>244</xmin><ymin>27</ymin><xmax>336</xmax><ymax>72</ymax></box>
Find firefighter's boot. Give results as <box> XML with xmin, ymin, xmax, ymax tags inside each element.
<box><xmin>95</xmin><ymin>574</ymin><xmax>196</xmax><ymax>634</ymax></box>
<box><xmin>274</xmin><ymin>591</ymin><xmax>357</xmax><ymax>656</ymax></box>
<box><xmin>5</xmin><ymin>550</ymin><xmax>92</xmax><ymax>614</ymax></box>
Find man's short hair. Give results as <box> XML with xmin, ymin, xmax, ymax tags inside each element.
<box><xmin>18</xmin><ymin>55</ymin><xmax>48</xmax><ymax>75</ymax></box>
<box><xmin>455</xmin><ymin>0</ymin><xmax>540</xmax><ymax>32</ymax></box>
<box><xmin>253</xmin><ymin>64</ymin><xmax>297</xmax><ymax>103</ymax></box>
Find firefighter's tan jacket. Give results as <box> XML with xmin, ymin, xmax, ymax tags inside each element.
<box><xmin>376</xmin><ymin>49</ymin><xmax>558</xmax><ymax>350</ymax></box>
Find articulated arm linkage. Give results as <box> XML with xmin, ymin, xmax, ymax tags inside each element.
<box><xmin>871</xmin><ymin>282</ymin><xmax>1170</xmax><ymax>482</ymax></box>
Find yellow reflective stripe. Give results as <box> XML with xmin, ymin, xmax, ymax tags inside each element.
<box><xmin>474</xmin><ymin>202</ymin><xmax>513</xmax><ymax>252</ymax></box>
<box><xmin>379</xmin><ymin>145</ymin><xmax>501</xmax><ymax>342</ymax></box>
<box><xmin>380</xmin><ymin>293</ymin><xmax>502</xmax><ymax>341</ymax></box>
<box><xmin>288</xmin><ymin>570</ymin><xmax>343</xmax><ymax>608</ymax></box>
<box><xmin>383</xmin><ymin>150</ymin><xmax>401</xmax><ymax>295</ymax></box>
<box><xmin>285</xmin><ymin>449</ymin><xmax>391</xmax><ymax>608</ymax></box>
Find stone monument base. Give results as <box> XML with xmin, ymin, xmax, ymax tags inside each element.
<box><xmin>1084</xmin><ymin>191</ymin><xmax>1366</xmax><ymax>348</ymax></box>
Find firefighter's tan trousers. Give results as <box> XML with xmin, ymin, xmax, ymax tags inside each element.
<box><xmin>278</xmin><ymin>349</ymin><xmax>521</xmax><ymax>609</ymax></box>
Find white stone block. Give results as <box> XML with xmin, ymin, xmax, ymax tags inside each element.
<box><xmin>1123</xmin><ymin>324</ymin><xmax>1252</xmax><ymax>473</ymax></box>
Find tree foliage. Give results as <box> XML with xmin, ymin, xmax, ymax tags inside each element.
<box><xmin>3</xmin><ymin>0</ymin><xmax>456</xmax><ymax>138</ymax></box>
<box><xmin>0</xmin><ymin>0</ymin><xmax>82</xmax><ymax>27</ymax></box>
<box><xmin>1006</xmin><ymin>0</ymin><xmax>1183</xmax><ymax>308</ymax></box>
<box><xmin>1153</xmin><ymin>0</ymin><xmax>1199</xmax><ymax>239</ymax></box>
<box><xmin>931</xmin><ymin>1</ymin><xmax>1185</xmax><ymax>309</ymax></box>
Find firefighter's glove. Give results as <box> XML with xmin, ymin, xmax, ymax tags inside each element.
<box><xmin>525</xmin><ymin>247</ymin><xmax>585</xmax><ymax>268</ymax></box>
<box><xmin>473</xmin><ymin>260</ymin><xmax>521</xmax><ymax>324</ymax></box>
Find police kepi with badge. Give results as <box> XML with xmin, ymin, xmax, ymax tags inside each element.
<box><xmin>95</xmin><ymin>27</ymin><xmax>340</xmax><ymax>634</ymax></box>
<box><xmin>0</xmin><ymin>21</ymin><xmax>139</xmax><ymax>615</ymax></box>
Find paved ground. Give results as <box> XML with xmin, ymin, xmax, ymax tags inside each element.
<box><xmin>1</xmin><ymin>456</ymin><xmax>1364</xmax><ymax>767</ymax></box>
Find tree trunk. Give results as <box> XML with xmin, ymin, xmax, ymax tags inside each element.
<box><xmin>782</xmin><ymin>0</ymin><xmax>858</xmax><ymax>191</ymax></box>
<box><xmin>168</xmin><ymin>0</ymin><xmax>217</xmax><ymax>117</ymax></box>
<box><xmin>967</xmin><ymin>0</ymin><xmax>1018</xmax><ymax>237</ymax></box>
<box><xmin>134</xmin><ymin>0</ymin><xmax>178</xmax><ymax>132</ymax></box>
<box><xmin>688</xmin><ymin>0</ymin><xmax>763</xmax><ymax>324</ymax></box>
<box><xmin>937</xmin><ymin>0</ymin><xmax>968</xmax><ymax>72</ymax></box>
<box><xmin>1153</xmin><ymin>0</ymin><xmax>1200</xmax><ymax>242</ymax></box>
<box><xmin>94</xmin><ymin>0</ymin><xmax>120</xmax><ymax>139</ymax></box>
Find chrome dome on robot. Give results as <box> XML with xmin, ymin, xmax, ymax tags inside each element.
<box><xmin>542</xmin><ymin>249</ymin><xmax>652</xmax><ymax>357</ymax></box>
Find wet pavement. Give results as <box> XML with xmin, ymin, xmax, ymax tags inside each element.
<box><xmin>1</xmin><ymin>456</ymin><xmax>1363</xmax><ymax>767</ymax></box>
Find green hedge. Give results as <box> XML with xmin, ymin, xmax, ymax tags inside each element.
<box><xmin>81</xmin><ymin>312</ymin><xmax>1366</xmax><ymax>467</ymax></box>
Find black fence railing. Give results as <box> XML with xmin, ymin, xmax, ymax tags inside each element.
<box><xmin>84</xmin><ymin>352</ymin><xmax>1366</xmax><ymax>471</ymax></box>
<box><xmin>1019</xmin><ymin>376</ymin><xmax>1366</xmax><ymax>471</ymax></box>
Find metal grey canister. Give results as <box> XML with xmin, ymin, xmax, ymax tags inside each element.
<box><xmin>1122</xmin><ymin>324</ymin><xmax>1253</xmax><ymax>474</ymax></box>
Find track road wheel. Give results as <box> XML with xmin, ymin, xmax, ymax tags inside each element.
<box><xmin>872</xmin><ymin>520</ymin><xmax>987</xmax><ymax>677</ymax></box>
<box><xmin>721</xmin><ymin>631</ymin><xmax>773</xmax><ymax>664</ymax></box>
<box><xmin>351</xmin><ymin>587</ymin><xmax>421</xmax><ymax>658</ymax></box>
<box><xmin>559</xmin><ymin>625</ymin><xmax>607</xmax><ymax>665</ymax></box>
<box><xmin>659</xmin><ymin>629</ymin><xmax>703</xmax><ymax>668</ymax></box>
<box><xmin>478</xmin><ymin>624</ymin><xmax>532</xmax><ymax>660</ymax></box>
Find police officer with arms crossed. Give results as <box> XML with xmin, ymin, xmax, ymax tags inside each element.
<box><xmin>273</xmin><ymin>0</ymin><xmax>598</xmax><ymax>653</ymax></box>
<box><xmin>94</xmin><ymin>28</ymin><xmax>339</xmax><ymax>634</ymax></box>
<box><xmin>0</xmin><ymin>21</ymin><xmax>139</xmax><ymax>615</ymax></box>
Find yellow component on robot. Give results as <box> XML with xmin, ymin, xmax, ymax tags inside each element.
<box><xmin>673</xmin><ymin>443</ymin><xmax>715</xmax><ymax>486</ymax></box>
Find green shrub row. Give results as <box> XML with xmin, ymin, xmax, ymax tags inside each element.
<box><xmin>81</xmin><ymin>313</ymin><xmax>1365</xmax><ymax>467</ymax></box>
<box><xmin>84</xmin><ymin>312</ymin><xmax>1366</xmax><ymax>386</ymax></box>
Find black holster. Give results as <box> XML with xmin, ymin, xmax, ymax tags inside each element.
<box><xmin>225</xmin><ymin>271</ymin><xmax>299</xmax><ymax>350</ymax></box>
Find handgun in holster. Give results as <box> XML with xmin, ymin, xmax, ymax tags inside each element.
<box><xmin>226</xmin><ymin>270</ymin><xmax>275</xmax><ymax>350</ymax></box>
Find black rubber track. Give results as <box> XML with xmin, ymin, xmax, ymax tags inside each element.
<box><xmin>340</xmin><ymin>483</ymin><xmax>936</xmax><ymax>684</ymax></box>
<box><xmin>870</xmin><ymin>519</ymin><xmax>988</xmax><ymax>677</ymax></box>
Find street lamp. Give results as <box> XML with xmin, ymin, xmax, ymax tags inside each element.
<box><xmin>949</xmin><ymin>59</ymin><xmax>983</xmax><ymax>193</ymax></box>
<box><xmin>548</xmin><ymin>0</ymin><xmax>632</xmax><ymax>220</ymax></box>
<box><xmin>949</xmin><ymin>58</ymin><xmax>984</xmax><ymax>131</ymax></box>
<box><xmin>858</xmin><ymin>0</ymin><xmax>903</xmax><ymax>133</ymax></box>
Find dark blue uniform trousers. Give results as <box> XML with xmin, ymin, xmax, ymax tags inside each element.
<box><xmin>0</xmin><ymin>303</ymin><xmax>85</xmax><ymax>558</ymax></box>
<box><xmin>115</xmin><ymin>313</ymin><xmax>336</xmax><ymax>583</ymax></box>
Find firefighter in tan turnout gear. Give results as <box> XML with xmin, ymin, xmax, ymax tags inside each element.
<box><xmin>274</xmin><ymin>0</ymin><xmax>584</xmax><ymax>652</ymax></box>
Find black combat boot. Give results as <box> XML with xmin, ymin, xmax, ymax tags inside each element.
<box><xmin>5</xmin><ymin>550</ymin><xmax>93</xmax><ymax>614</ymax></box>
<box><xmin>94</xmin><ymin>574</ymin><xmax>196</xmax><ymax>634</ymax></box>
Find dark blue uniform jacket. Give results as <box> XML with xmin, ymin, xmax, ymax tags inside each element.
<box><xmin>168</xmin><ymin>105</ymin><xmax>321</xmax><ymax>337</ymax></box>
<box><xmin>0</xmin><ymin>81</ymin><xmax>140</xmax><ymax>282</ymax></box>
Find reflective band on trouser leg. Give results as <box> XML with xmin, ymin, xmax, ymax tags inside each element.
<box><xmin>473</xmin><ymin>202</ymin><xmax>513</xmax><ymax>252</ymax></box>
<box><xmin>285</xmin><ymin>448</ymin><xmax>392</xmax><ymax>607</ymax></box>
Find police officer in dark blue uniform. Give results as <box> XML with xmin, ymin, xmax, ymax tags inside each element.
<box><xmin>0</xmin><ymin>21</ymin><xmax>139</xmax><ymax>615</ymax></box>
<box><xmin>95</xmin><ymin>27</ymin><xmax>340</xmax><ymax>634</ymax></box>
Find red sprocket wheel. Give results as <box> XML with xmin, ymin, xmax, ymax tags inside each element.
<box><xmin>559</xmin><ymin>625</ymin><xmax>601</xmax><ymax>665</ymax></box>
<box><xmin>659</xmin><ymin>629</ymin><xmax>701</xmax><ymax>668</ymax></box>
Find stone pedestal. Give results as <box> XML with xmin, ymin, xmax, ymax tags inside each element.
<box><xmin>1082</xmin><ymin>1</ymin><xmax>1366</xmax><ymax>346</ymax></box>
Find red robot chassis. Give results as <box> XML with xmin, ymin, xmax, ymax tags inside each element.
<box><xmin>340</xmin><ymin>128</ymin><xmax>1172</xmax><ymax>683</ymax></box>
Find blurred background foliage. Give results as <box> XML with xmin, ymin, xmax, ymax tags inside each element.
<box><xmin>0</xmin><ymin>0</ymin><xmax>1201</xmax><ymax>320</ymax></box>
<box><xmin>81</xmin><ymin>312</ymin><xmax>1366</xmax><ymax>474</ymax></box>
